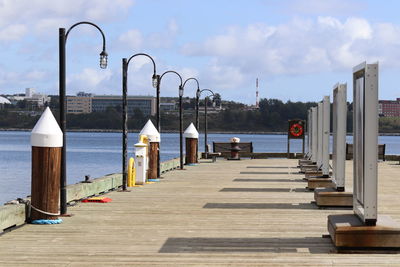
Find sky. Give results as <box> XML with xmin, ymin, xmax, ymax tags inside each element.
<box><xmin>0</xmin><ymin>0</ymin><xmax>400</xmax><ymax>104</ymax></box>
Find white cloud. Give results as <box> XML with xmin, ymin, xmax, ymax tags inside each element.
<box><xmin>0</xmin><ymin>0</ymin><xmax>135</xmax><ymax>40</ymax></box>
<box><xmin>117</xmin><ymin>19</ymin><xmax>179</xmax><ymax>50</ymax></box>
<box><xmin>26</xmin><ymin>70</ymin><xmax>47</xmax><ymax>81</ymax></box>
<box><xmin>343</xmin><ymin>17</ymin><xmax>372</xmax><ymax>40</ymax></box>
<box><xmin>67</xmin><ymin>67</ymin><xmax>113</xmax><ymax>93</ymax></box>
<box><xmin>118</xmin><ymin>29</ymin><xmax>143</xmax><ymax>50</ymax></box>
<box><xmin>178</xmin><ymin>15</ymin><xmax>400</xmax><ymax>102</ymax></box>
<box><xmin>182</xmin><ymin>16</ymin><xmax>400</xmax><ymax>77</ymax></box>
<box><xmin>0</xmin><ymin>24</ymin><xmax>27</xmax><ymax>41</ymax></box>
<box><xmin>0</xmin><ymin>67</ymin><xmax>51</xmax><ymax>90</ymax></box>
<box><xmin>285</xmin><ymin>0</ymin><xmax>364</xmax><ymax>16</ymax></box>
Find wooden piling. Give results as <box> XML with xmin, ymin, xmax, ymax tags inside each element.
<box><xmin>30</xmin><ymin>107</ymin><xmax>63</xmax><ymax>221</ymax></box>
<box><xmin>183</xmin><ymin>123</ymin><xmax>199</xmax><ymax>164</ymax></box>
<box><xmin>185</xmin><ymin>138</ymin><xmax>198</xmax><ymax>164</ymax></box>
<box><xmin>148</xmin><ymin>142</ymin><xmax>159</xmax><ymax>180</ymax></box>
<box><xmin>31</xmin><ymin>147</ymin><xmax>61</xmax><ymax>220</ymax></box>
<box><xmin>139</xmin><ymin>120</ymin><xmax>160</xmax><ymax>179</ymax></box>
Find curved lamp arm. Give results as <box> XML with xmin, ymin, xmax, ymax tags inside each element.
<box><xmin>160</xmin><ymin>70</ymin><xmax>183</xmax><ymax>86</ymax></box>
<box><xmin>183</xmin><ymin>77</ymin><xmax>200</xmax><ymax>91</ymax></box>
<box><xmin>160</xmin><ymin>70</ymin><xmax>184</xmax><ymax>95</ymax></box>
<box><xmin>126</xmin><ymin>53</ymin><xmax>158</xmax><ymax>88</ymax></box>
<box><xmin>199</xmin><ymin>88</ymin><xmax>215</xmax><ymax>98</ymax></box>
<box><xmin>65</xmin><ymin>21</ymin><xmax>108</xmax><ymax>68</ymax></box>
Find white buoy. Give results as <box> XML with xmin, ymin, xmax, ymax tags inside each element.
<box><xmin>31</xmin><ymin>107</ymin><xmax>63</xmax><ymax>147</ymax></box>
<box><xmin>139</xmin><ymin>120</ymin><xmax>160</xmax><ymax>142</ymax></box>
<box><xmin>183</xmin><ymin>123</ymin><xmax>199</xmax><ymax>139</ymax></box>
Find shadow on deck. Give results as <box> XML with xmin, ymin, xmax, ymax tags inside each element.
<box><xmin>159</xmin><ymin>237</ymin><xmax>333</xmax><ymax>254</ymax></box>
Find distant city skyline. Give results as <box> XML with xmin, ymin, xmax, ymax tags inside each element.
<box><xmin>1</xmin><ymin>0</ymin><xmax>400</xmax><ymax>104</ymax></box>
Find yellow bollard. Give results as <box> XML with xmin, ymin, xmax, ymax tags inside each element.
<box><xmin>128</xmin><ymin>157</ymin><xmax>140</xmax><ymax>187</ymax></box>
<box><xmin>127</xmin><ymin>157</ymin><xmax>133</xmax><ymax>187</ymax></box>
<box><xmin>127</xmin><ymin>158</ymin><xmax>133</xmax><ymax>187</ymax></box>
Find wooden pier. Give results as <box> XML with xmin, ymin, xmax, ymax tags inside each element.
<box><xmin>1</xmin><ymin>158</ymin><xmax>400</xmax><ymax>266</ymax></box>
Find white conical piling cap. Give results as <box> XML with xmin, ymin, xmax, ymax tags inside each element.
<box><xmin>139</xmin><ymin>119</ymin><xmax>160</xmax><ymax>142</ymax></box>
<box><xmin>31</xmin><ymin>107</ymin><xmax>63</xmax><ymax>147</ymax></box>
<box><xmin>183</xmin><ymin>123</ymin><xmax>199</xmax><ymax>139</ymax></box>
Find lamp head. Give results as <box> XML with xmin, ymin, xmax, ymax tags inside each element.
<box><xmin>99</xmin><ymin>51</ymin><xmax>108</xmax><ymax>69</ymax></box>
<box><xmin>179</xmin><ymin>85</ymin><xmax>184</xmax><ymax>97</ymax></box>
<box><xmin>152</xmin><ymin>74</ymin><xmax>158</xmax><ymax>88</ymax></box>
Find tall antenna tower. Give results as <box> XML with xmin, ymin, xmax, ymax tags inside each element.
<box><xmin>256</xmin><ymin>78</ymin><xmax>259</xmax><ymax>109</ymax></box>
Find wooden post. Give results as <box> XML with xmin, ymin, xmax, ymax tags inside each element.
<box><xmin>185</xmin><ymin>138</ymin><xmax>198</xmax><ymax>164</ymax></box>
<box><xmin>184</xmin><ymin>123</ymin><xmax>199</xmax><ymax>165</ymax></box>
<box><xmin>30</xmin><ymin>107</ymin><xmax>63</xmax><ymax>221</ymax></box>
<box><xmin>148</xmin><ymin>142</ymin><xmax>159</xmax><ymax>180</ymax></box>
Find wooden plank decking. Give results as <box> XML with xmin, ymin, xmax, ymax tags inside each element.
<box><xmin>1</xmin><ymin>158</ymin><xmax>400</xmax><ymax>266</ymax></box>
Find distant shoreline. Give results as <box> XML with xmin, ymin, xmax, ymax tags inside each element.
<box><xmin>1</xmin><ymin>128</ymin><xmax>400</xmax><ymax>136</ymax></box>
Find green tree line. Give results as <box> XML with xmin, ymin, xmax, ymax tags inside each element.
<box><xmin>1</xmin><ymin>98</ymin><xmax>400</xmax><ymax>133</ymax></box>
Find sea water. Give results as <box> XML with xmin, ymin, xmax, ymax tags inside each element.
<box><xmin>1</xmin><ymin>131</ymin><xmax>399</xmax><ymax>204</ymax></box>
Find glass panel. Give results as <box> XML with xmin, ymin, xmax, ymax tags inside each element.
<box><xmin>355</xmin><ymin>77</ymin><xmax>364</xmax><ymax>204</ymax></box>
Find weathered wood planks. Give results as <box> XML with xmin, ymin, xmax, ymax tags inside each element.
<box><xmin>1</xmin><ymin>159</ymin><xmax>400</xmax><ymax>266</ymax></box>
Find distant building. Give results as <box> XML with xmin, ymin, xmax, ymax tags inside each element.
<box><xmin>0</xmin><ymin>96</ymin><xmax>11</xmax><ymax>109</ymax></box>
<box><xmin>160</xmin><ymin>102</ymin><xmax>176</xmax><ymax>112</ymax></box>
<box><xmin>66</xmin><ymin>96</ymin><xmax>92</xmax><ymax>114</ymax></box>
<box><xmin>25</xmin><ymin>93</ymin><xmax>50</xmax><ymax>108</ymax></box>
<box><xmin>66</xmin><ymin>94</ymin><xmax>156</xmax><ymax>116</ymax></box>
<box><xmin>379</xmin><ymin>98</ymin><xmax>400</xmax><ymax>117</ymax></box>
<box><xmin>25</xmin><ymin>88</ymin><xmax>35</xmax><ymax>98</ymax></box>
<box><xmin>7</xmin><ymin>88</ymin><xmax>50</xmax><ymax>108</ymax></box>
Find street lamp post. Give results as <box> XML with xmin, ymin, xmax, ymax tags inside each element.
<box><xmin>158</xmin><ymin>71</ymin><xmax>183</xmax><ymax>170</ymax></box>
<box><xmin>182</xmin><ymin>78</ymin><xmax>200</xmax><ymax>162</ymax></box>
<box><xmin>59</xmin><ymin>21</ymin><xmax>108</xmax><ymax>215</ymax></box>
<box><xmin>122</xmin><ymin>53</ymin><xmax>158</xmax><ymax>191</ymax></box>
<box><xmin>196</xmin><ymin>88</ymin><xmax>200</xmax><ymax>131</ymax></box>
<box><xmin>179</xmin><ymin>85</ymin><xmax>184</xmax><ymax>169</ymax></box>
<box><xmin>198</xmin><ymin>89</ymin><xmax>215</xmax><ymax>159</ymax></box>
<box><xmin>182</xmin><ymin>78</ymin><xmax>200</xmax><ymax>131</ymax></box>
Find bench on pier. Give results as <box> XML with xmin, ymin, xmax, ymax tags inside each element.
<box><xmin>346</xmin><ymin>143</ymin><xmax>386</xmax><ymax>161</ymax></box>
<box><xmin>212</xmin><ymin>142</ymin><xmax>253</xmax><ymax>159</ymax></box>
<box><xmin>213</xmin><ymin>142</ymin><xmax>253</xmax><ymax>153</ymax></box>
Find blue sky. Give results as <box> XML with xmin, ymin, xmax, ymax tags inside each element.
<box><xmin>0</xmin><ymin>0</ymin><xmax>400</xmax><ymax>104</ymax></box>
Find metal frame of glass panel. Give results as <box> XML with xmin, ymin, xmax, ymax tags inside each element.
<box><xmin>317</xmin><ymin>102</ymin><xmax>323</xmax><ymax>168</ymax></box>
<box><xmin>311</xmin><ymin>107</ymin><xmax>318</xmax><ymax>163</ymax></box>
<box><xmin>321</xmin><ymin>96</ymin><xmax>330</xmax><ymax>176</ymax></box>
<box><xmin>332</xmin><ymin>83</ymin><xmax>347</xmax><ymax>191</ymax></box>
<box><xmin>352</xmin><ymin>62</ymin><xmax>378</xmax><ymax>226</ymax></box>
<box><xmin>306</xmin><ymin>109</ymin><xmax>312</xmax><ymax>159</ymax></box>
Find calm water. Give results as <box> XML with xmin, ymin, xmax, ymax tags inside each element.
<box><xmin>1</xmin><ymin>131</ymin><xmax>400</xmax><ymax>204</ymax></box>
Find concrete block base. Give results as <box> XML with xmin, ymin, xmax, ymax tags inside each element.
<box><xmin>307</xmin><ymin>178</ymin><xmax>334</xmax><ymax>190</ymax></box>
<box><xmin>300</xmin><ymin>165</ymin><xmax>318</xmax><ymax>173</ymax></box>
<box><xmin>305</xmin><ymin>170</ymin><xmax>323</xmax><ymax>178</ymax></box>
<box><xmin>328</xmin><ymin>214</ymin><xmax>400</xmax><ymax>249</ymax></box>
<box><xmin>314</xmin><ymin>188</ymin><xmax>353</xmax><ymax>207</ymax></box>
<box><xmin>298</xmin><ymin>159</ymin><xmax>313</xmax><ymax>166</ymax></box>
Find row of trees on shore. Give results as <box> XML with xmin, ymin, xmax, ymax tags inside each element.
<box><xmin>1</xmin><ymin>98</ymin><xmax>400</xmax><ymax>133</ymax></box>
